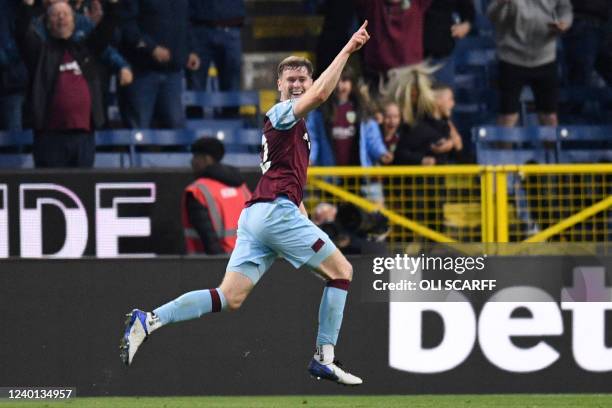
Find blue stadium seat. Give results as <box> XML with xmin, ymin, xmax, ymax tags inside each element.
<box><xmin>473</xmin><ymin>126</ymin><xmax>557</xmax><ymax>165</ymax></box>
<box><xmin>223</xmin><ymin>153</ymin><xmax>261</xmax><ymax>168</ymax></box>
<box><xmin>128</xmin><ymin>129</ymin><xmax>195</xmax><ymax>168</ymax></box>
<box><xmin>557</xmin><ymin>126</ymin><xmax>612</xmax><ymax>163</ymax></box>
<box><xmin>183</xmin><ymin>90</ymin><xmax>260</xmax><ymax>118</ymax></box>
<box><xmin>453</xmin><ymin>36</ymin><xmax>497</xmax><ymax>85</ymax></box>
<box><xmin>0</xmin><ymin>130</ymin><xmax>33</xmax><ymax>145</ymax></box>
<box><xmin>95</xmin><ymin>130</ymin><xmax>134</xmax><ymax>168</ymax></box>
<box><xmin>0</xmin><ymin>130</ymin><xmax>34</xmax><ymax>168</ymax></box>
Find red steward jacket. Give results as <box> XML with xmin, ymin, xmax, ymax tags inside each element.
<box><xmin>182</xmin><ymin>178</ymin><xmax>251</xmax><ymax>254</ymax></box>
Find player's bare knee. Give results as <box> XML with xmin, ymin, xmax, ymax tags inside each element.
<box><xmin>329</xmin><ymin>258</ymin><xmax>352</xmax><ymax>281</ymax></box>
<box><xmin>339</xmin><ymin>260</ymin><xmax>353</xmax><ymax>281</ymax></box>
<box><xmin>224</xmin><ymin>292</ymin><xmax>244</xmax><ymax>312</ymax></box>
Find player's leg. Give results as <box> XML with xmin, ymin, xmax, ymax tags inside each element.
<box><xmin>307</xmin><ymin>249</ymin><xmax>362</xmax><ymax>385</ymax></box>
<box><xmin>120</xmin><ymin>205</ymin><xmax>274</xmax><ymax>366</ymax></box>
<box><xmin>262</xmin><ymin>197</ymin><xmax>361</xmax><ymax>385</ymax></box>
<box><xmin>120</xmin><ymin>273</ymin><xmax>253</xmax><ymax>366</ymax></box>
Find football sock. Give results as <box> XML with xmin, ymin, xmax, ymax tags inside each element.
<box><xmin>315</xmin><ymin>279</ymin><xmax>350</xmax><ymax>361</ymax></box>
<box><xmin>153</xmin><ymin>288</ymin><xmax>227</xmax><ymax>325</ymax></box>
<box><xmin>314</xmin><ymin>344</ymin><xmax>335</xmax><ymax>365</ymax></box>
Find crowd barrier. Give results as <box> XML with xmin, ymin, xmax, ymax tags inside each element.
<box><xmin>306</xmin><ymin>164</ymin><xmax>612</xmax><ymax>253</ymax></box>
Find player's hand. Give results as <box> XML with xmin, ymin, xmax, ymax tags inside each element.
<box><xmin>422</xmin><ymin>156</ymin><xmax>436</xmax><ymax>166</ymax></box>
<box><xmin>344</xmin><ymin>20</ymin><xmax>370</xmax><ymax>54</ymax></box>
<box><xmin>152</xmin><ymin>46</ymin><xmax>171</xmax><ymax>63</ymax></box>
<box><xmin>23</xmin><ymin>0</ymin><xmax>35</xmax><ymax>6</ymax></box>
<box><xmin>119</xmin><ymin>67</ymin><xmax>133</xmax><ymax>86</ymax></box>
<box><xmin>380</xmin><ymin>151</ymin><xmax>394</xmax><ymax>164</ymax></box>
<box><xmin>186</xmin><ymin>53</ymin><xmax>201</xmax><ymax>71</ymax></box>
<box><xmin>451</xmin><ymin>21</ymin><xmax>471</xmax><ymax>39</ymax></box>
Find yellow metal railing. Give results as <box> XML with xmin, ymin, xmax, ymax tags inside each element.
<box><xmin>306</xmin><ymin>164</ymin><xmax>612</xmax><ymax>252</ymax></box>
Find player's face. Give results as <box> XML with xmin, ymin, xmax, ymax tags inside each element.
<box><xmin>277</xmin><ymin>66</ymin><xmax>313</xmax><ymax>101</ymax></box>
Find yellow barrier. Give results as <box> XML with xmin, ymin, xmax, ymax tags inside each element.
<box><xmin>306</xmin><ymin>164</ymin><xmax>612</xmax><ymax>252</ymax></box>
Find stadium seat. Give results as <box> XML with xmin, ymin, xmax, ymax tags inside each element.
<box><xmin>453</xmin><ymin>36</ymin><xmax>497</xmax><ymax>86</ymax></box>
<box><xmin>183</xmin><ymin>91</ymin><xmax>261</xmax><ymax>122</ymax></box>
<box><xmin>0</xmin><ymin>130</ymin><xmax>34</xmax><ymax>168</ymax></box>
<box><xmin>473</xmin><ymin>126</ymin><xmax>557</xmax><ymax>165</ymax></box>
<box><xmin>556</xmin><ymin>126</ymin><xmax>612</xmax><ymax>163</ymax></box>
<box><xmin>128</xmin><ymin>129</ymin><xmax>195</xmax><ymax>167</ymax></box>
<box><xmin>95</xmin><ymin>130</ymin><xmax>134</xmax><ymax>168</ymax></box>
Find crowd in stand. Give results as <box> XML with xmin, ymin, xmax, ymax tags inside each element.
<box><xmin>0</xmin><ymin>0</ymin><xmax>610</xmax><ymax>168</ymax></box>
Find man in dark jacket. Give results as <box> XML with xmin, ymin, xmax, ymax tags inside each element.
<box><xmin>563</xmin><ymin>0</ymin><xmax>611</xmax><ymax>86</ymax></box>
<box><xmin>16</xmin><ymin>0</ymin><xmax>120</xmax><ymax>167</ymax></box>
<box><xmin>183</xmin><ymin>137</ymin><xmax>250</xmax><ymax>255</ymax></box>
<box><xmin>0</xmin><ymin>0</ymin><xmax>28</xmax><ymax>131</ymax></box>
<box><xmin>119</xmin><ymin>0</ymin><xmax>200</xmax><ymax>129</ymax></box>
<box><xmin>423</xmin><ymin>0</ymin><xmax>475</xmax><ymax>86</ymax></box>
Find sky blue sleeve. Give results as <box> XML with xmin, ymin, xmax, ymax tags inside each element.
<box><xmin>266</xmin><ymin>100</ymin><xmax>299</xmax><ymax>130</ymax></box>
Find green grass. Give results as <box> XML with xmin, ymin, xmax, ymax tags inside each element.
<box><xmin>2</xmin><ymin>395</ymin><xmax>612</xmax><ymax>408</ymax></box>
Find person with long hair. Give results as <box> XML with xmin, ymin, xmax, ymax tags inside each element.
<box><xmin>307</xmin><ymin>66</ymin><xmax>392</xmax><ymax>167</ymax></box>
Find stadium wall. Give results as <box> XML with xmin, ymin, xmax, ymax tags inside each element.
<box><xmin>1</xmin><ymin>257</ymin><xmax>611</xmax><ymax>396</ymax></box>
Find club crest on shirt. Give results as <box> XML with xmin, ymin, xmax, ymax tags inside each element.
<box><xmin>59</xmin><ymin>60</ymin><xmax>82</xmax><ymax>75</ymax></box>
<box><xmin>346</xmin><ymin>111</ymin><xmax>356</xmax><ymax>124</ymax></box>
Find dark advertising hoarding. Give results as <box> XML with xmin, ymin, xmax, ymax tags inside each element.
<box><xmin>0</xmin><ymin>256</ymin><xmax>610</xmax><ymax>396</ymax></box>
<box><xmin>0</xmin><ymin>169</ymin><xmax>260</xmax><ymax>257</ymax></box>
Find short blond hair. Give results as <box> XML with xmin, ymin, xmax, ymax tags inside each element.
<box><xmin>277</xmin><ymin>56</ymin><xmax>314</xmax><ymax>79</ymax></box>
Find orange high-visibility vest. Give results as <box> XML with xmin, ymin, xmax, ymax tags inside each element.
<box><xmin>182</xmin><ymin>178</ymin><xmax>251</xmax><ymax>254</ymax></box>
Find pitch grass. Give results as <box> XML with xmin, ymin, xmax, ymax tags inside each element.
<box><xmin>2</xmin><ymin>395</ymin><xmax>612</xmax><ymax>408</ymax></box>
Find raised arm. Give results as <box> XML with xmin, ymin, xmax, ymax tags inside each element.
<box><xmin>293</xmin><ymin>20</ymin><xmax>370</xmax><ymax>119</ymax></box>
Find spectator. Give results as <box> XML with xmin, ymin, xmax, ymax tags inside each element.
<box><xmin>355</xmin><ymin>0</ymin><xmax>432</xmax><ymax>94</ymax></box>
<box><xmin>15</xmin><ymin>0</ymin><xmax>120</xmax><ymax>167</ymax></box>
<box><xmin>119</xmin><ymin>0</ymin><xmax>200</xmax><ymax>128</ymax></box>
<box><xmin>0</xmin><ymin>0</ymin><xmax>28</xmax><ymax>130</ymax></box>
<box><xmin>32</xmin><ymin>0</ymin><xmax>133</xmax><ymax>101</ymax></box>
<box><xmin>487</xmin><ymin>0</ymin><xmax>573</xmax><ymax>127</ymax></box>
<box><xmin>315</xmin><ymin>0</ymin><xmax>357</xmax><ymax>78</ymax></box>
<box><xmin>429</xmin><ymin>83</ymin><xmax>463</xmax><ymax>163</ymax></box>
<box><xmin>182</xmin><ymin>137</ymin><xmax>251</xmax><ymax>255</ymax></box>
<box><xmin>307</xmin><ymin>66</ymin><xmax>392</xmax><ymax>167</ymax></box>
<box><xmin>188</xmin><ymin>0</ymin><xmax>244</xmax><ymax>94</ymax></box>
<box><xmin>423</xmin><ymin>0</ymin><xmax>475</xmax><ymax>86</ymax></box>
<box><xmin>388</xmin><ymin>65</ymin><xmax>441</xmax><ymax>165</ymax></box>
<box><xmin>380</xmin><ymin>101</ymin><xmax>402</xmax><ymax>157</ymax></box>
<box><xmin>563</xmin><ymin>0</ymin><xmax>611</xmax><ymax>86</ymax></box>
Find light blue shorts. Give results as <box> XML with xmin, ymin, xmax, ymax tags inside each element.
<box><xmin>226</xmin><ymin>196</ymin><xmax>337</xmax><ymax>284</ymax></box>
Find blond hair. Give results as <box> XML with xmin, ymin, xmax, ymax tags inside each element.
<box><xmin>382</xmin><ymin>62</ymin><xmax>440</xmax><ymax>126</ymax></box>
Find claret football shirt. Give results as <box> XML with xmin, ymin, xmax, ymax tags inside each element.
<box><xmin>247</xmin><ymin>99</ymin><xmax>311</xmax><ymax>207</ymax></box>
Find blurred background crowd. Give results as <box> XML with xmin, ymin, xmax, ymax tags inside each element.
<box><xmin>0</xmin><ymin>0</ymin><xmax>610</xmax><ymax>168</ymax></box>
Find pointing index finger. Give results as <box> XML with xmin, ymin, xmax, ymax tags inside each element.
<box><xmin>359</xmin><ymin>20</ymin><xmax>368</xmax><ymax>31</ymax></box>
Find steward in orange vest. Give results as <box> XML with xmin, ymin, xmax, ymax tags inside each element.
<box><xmin>182</xmin><ymin>138</ymin><xmax>251</xmax><ymax>254</ymax></box>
